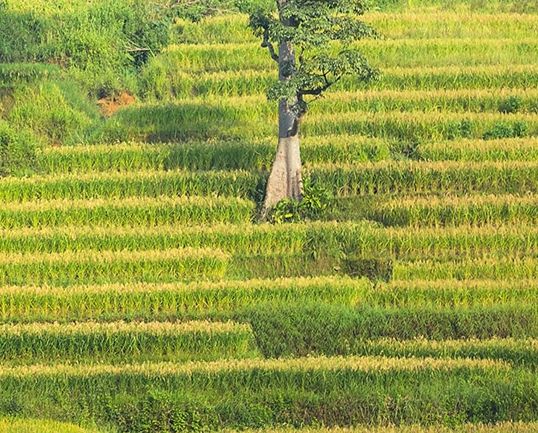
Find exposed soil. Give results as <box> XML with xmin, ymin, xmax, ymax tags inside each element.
<box><xmin>97</xmin><ymin>91</ymin><xmax>136</xmax><ymax>117</ymax></box>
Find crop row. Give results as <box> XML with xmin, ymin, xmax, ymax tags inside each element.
<box><xmin>4</xmin><ymin>161</ymin><xmax>538</xmax><ymax>202</ymax></box>
<box><xmin>309</xmin><ymin>88</ymin><xmax>538</xmax><ymax>116</ymax></box>
<box><xmin>248</xmin><ymin>302</ymin><xmax>538</xmax><ymax>357</ymax></box>
<box><xmin>365</xmin><ymin>11</ymin><xmax>538</xmax><ymax>40</ymax></box>
<box><xmin>344</xmin><ymin>337</ymin><xmax>538</xmax><ymax>368</ymax></box>
<box><xmin>38</xmin><ymin>136</ymin><xmax>538</xmax><ymax>175</ymax></box>
<box><xmin>0</xmin><ymin>418</ymin><xmax>100</xmax><ymax>433</ymax></box>
<box><xmin>100</xmin><ymin>101</ymin><xmax>538</xmax><ymax>143</ymax></box>
<box><xmin>310</xmin><ymin>161</ymin><xmax>538</xmax><ymax>196</ymax></box>
<box><xmin>0</xmin><ymin>355</ymin><xmax>534</xmax><ymax>430</ymax></box>
<box><xmin>0</xmin><ymin>320</ymin><xmax>257</xmax><ymax>364</ymax></box>
<box><xmin>0</xmin><ymin>195</ymin><xmax>254</xmax><ymax>228</ymax></box>
<box><xmin>0</xmin><ymin>248</ymin><xmax>229</xmax><ymax>286</ymax></box>
<box><xmin>2</xmin><ymin>318</ymin><xmax>538</xmax><ymax>367</ymax></box>
<box><xmin>0</xmin><ymin>276</ymin><xmax>367</xmax><ymax>322</ymax></box>
<box><xmin>1</xmin><ymin>316</ymin><xmax>537</xmax><ymax>368</ymax></box>
<box><xmin>170</xmin><ymin>12</ymin><xmax>538</xmax><ymax>45</ymax></box>
<box><xmin>160</xmin><ymin>39</ymin><xmax>538</xmax><ymax>73</ymax></box>
<box><xmin>38</xmin><ymin>137</ymin><xmax>389</xmax><ymax>173</ymax></box>
<box><xmin>0</xmin><ymin>219</ymin><xmax>536</xmax><ymax>260</ymax></box>
<box><xmin>367</xmin><ymin>193</ymin><xmax>538</xmax><ymax>227</ymax></box>
<box><xmin>0</xmin><ymin>169</ymin><xmax>263</xmax><ymax>202</ymax></box>
<box><xmin>137</xmin><ymin>89</ymin><xmax>538</xmax><ymax>119</ymax></box>
<box><xmin>140</xmin><ymin>64</ymin><xmax>538</xmax><ymax>99</ymax></box>
<box><xmin>393</xmin><ymin>256</ymin><xmax>538</xmax><ymax>281</ymax></box>
<box><xmin>2</xmin><ymin>277</ymin><xmax>538</xmax><ymax>323</ymax></box>
<box><xmin>302</xmin><ymin>111</ymin><xmax>538</xmax><ymax>141</ymax></box>
<box><xmin>4</xmin><ymin>419</ymin><xmax>538</xmax><ymax>433</ymax></box>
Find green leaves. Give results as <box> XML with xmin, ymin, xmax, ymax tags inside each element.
<box><xmin>250</xmin><ymin>0</ymin><xmax>379</xmax><ymax>115</ymax></box>
<box><xmin>267</xmin><ymin>49</ymin><xmax>379</xmax><ymax>113</ymax></box>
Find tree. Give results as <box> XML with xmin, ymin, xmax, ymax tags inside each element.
<box><xmin>249</xmin><ymin>0</ymin><xmax>379</xmax><ymax>219</ymax></box>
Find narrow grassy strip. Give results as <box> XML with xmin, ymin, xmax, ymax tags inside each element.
<box><xmin>346</xmin><ymin>337</ymin><xmax>538</xmax><ymax>368</ymax></box>
<box><xmin>311</xmin><ymin>88</ymin><xmax>538</xmax><ymax>116</ymax></box>
<box><xmin>394</xmin><ymin>256</ymin><xmax>538</xmax><ymax>281</ymax></box>
<box><xmin>0</xmin><ymin>222</ymin><xmax>309</xmax><ymax>255</ymax></box>
<box><xmin>38</xmin><ymin>137</ymin><xmax>390</xmax><ymax>174</ymax></box>
<box><xmin>228</xmin><ymin>252</ymin><xmax>339</xmax><ymax>280</ymax></box>
<box><xmin>0</xmin><ymin>276</ymin><xmax>369</xmax><ymax>323</ymax></box>
<box><xmin>0</xmin><ymin>195</ymin><xmax>254</xmax><ymax>228</ymax></box>
<box><xmin>365</xmin><ymin>11</ymin><xmax>538</xmax><ymax>40</ymax></box>
<box><xmin>0</xmin><ymin>355</ymin><xmax>510</xmax><ymax>378</ymax></box>
<box><xmin>94</xmin><ymin>87</ymin><xmax>538</xmax><ymax>125</ymax></box>
<box><xmin>248</xmin><ymin>303</ymin><xmax>538</xmax><ymax>357</ymax></box>
<box><xmin>230</xmin><ymin>423</ymin><xmax>538</xmax><ymax>432</ymax></box>
<box><xmin>0</xmin><ymin>321</ymin><xmax>258</xmax><ymax>364</ymax></box>
<box><xmin>0</xmin><ymin>356</ymin><xmax>532</xmax><ymax>430</ymax></box>
<box><xmin>0</xmin><ymin>418</ymin><xmax>103</xmax><ymax>433</ymax></box>
<box><xmin>161</xmin><ymin>39</ymin><xmax>538</xmax><ymax>73</ymax></box>
<box><xmin>0</xmin><ymin>248</ymin><xmax>229</xmax><ymax>286</ymax></box>
<box><xmin>368</xmin><ymin>193</ymin><xmax>538</xmax><ymax>227</ymax></box>
<box><xmin>171</xmin><ymin>11</ymin><xmax>538</xmax><ymax>44</ymax></box>
<box><xmin>39</xmin><ymin>136</ymin><xmax>538</xmax><ymax>176</ymax></box>
<box><xmin>355</xmin><ymin>64</ymin><xmax>538</xmax><ymax>91</ymax></box>
<box><xmin>100</xmin><ymin>101</ymin><xmax>538</xmax><ymax>142</ymax></box>
<box><xmin>171</xmin><ymin>12</ymin><xmax>538</xmax><ymax>43</ymax></box>
<box><xmin>0</xmin><ymin>221</ymin><xmax>536</xmax><ymax>262</ymax></box>
<box><xmin>140</xmin><ymin>64</ymin><xmax>538</xmax><ymax>99</ymax></box>
<box><xmin>303</xmin><ymin>111</ymin><xmax>538</xmax><ymax>140</ymax></box>
<box><xmin>311</xmin><ymin>161</ymin><xmax>538</xmax><ymax>196</ymax></box>
<box><xmin>419</xmin><ymin>137</ymin><xmax>538</xmax><ymax>162</ymax></box>
<box><xmin>0</xmin><ymin>169</ymin><xmax>264</xmax><ymax>202</ymax></box>
<box><xmin>365</xmin><ymin>279</ymin><xmax>538</xmax><ymax>308</ymax></box>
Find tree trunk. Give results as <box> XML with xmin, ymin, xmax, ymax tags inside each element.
<box><xmin>260</xmin><ymin>40</ymin><xmax>303</xmax><ymax>220</ymax></box>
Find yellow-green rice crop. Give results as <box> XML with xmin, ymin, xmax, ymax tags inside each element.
<box><xmin>0</xmin><ymin>195</ymin><xmax>254</xmax><ymax>228</ymax></box>
<box><xmin>393</xmin><ymin>256</ymin><xmax>538</xmax><ymax>281</ymax></box>
<box><xmin>0</xmin><ymin>321</ymin><xmax>258</xmax><ymax>364</ymax></box>
<box><xmin>0</xmin><ymin>169</ymin><xmax>264</xmax><ymax>202</ymax></box>
<box><xmin>0</xmin><ymin>276</ymin><xmax>370</xmax><ymax>322</ymax></box>
<box><xmin>227</xmin><ymin>422</ymin><xmax>538</xmax><ymax>432</ymax></box>
<box><xmin>310</xmin><ymin>161</ymin><xmax>538</xmax><ymax>196</ymax></box>
<box><xmin>0</xmin><ymin>418</ymin><xmax>104</xmax><ymax>433</ymax></box>
<box><xmin>0</xmin><ymin>247</ymin><xmax>229</xmax><ymax>286</ymax></box>
<box><xmin>364</xmin><ymin>11</ymin><xmax>538</xmax><ymax>40</ymax></box>
<box><xmin>0</xmin><ymin>355</ymin><xmax>510</xmax><ymax>379</ymax></box>
<box><xmin>370</xmin><ymin>193</ymin><xmax>538</xmax><ymax>227</ymax></box>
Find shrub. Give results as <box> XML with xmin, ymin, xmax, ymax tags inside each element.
<box><xmin>268</xmin><ymin>178</ymin><xmax>333</xmax><ymax>223</ymax></box>
<box><xmin>0</xmin><ymin>120</ymin><xmax>39</xmax><ymax>177</ymax></box>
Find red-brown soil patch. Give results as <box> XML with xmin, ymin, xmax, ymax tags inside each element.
<box><xmin>97</xmin><ymin>91</ymin><xmax>136</xmax><ymax>117</ymax></box>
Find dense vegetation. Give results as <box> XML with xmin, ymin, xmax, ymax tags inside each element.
<box><xmin>0</xmin><ymin>0</ymin><xmax>538</xmax><ymax>431</ymax></box>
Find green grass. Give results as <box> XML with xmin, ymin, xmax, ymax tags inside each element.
<box><xmin>0</xmin><ymin>418</ymin><xmax>106</xmax><ymax>433</ymax></box>
<box><xmin>0</xmin><ymin>321</ymin><xmax>259</xmax><ymax>365</ymax></box>
<box><xmin>1</xmin><ymin>2</ymin><xmax>538</xmax><ymax>432</ymax></box>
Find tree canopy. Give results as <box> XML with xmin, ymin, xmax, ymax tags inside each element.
<box><xmin>249</xmin><ymin>0</ymin><xmax>379</xmax><ymax>118</ymax></box>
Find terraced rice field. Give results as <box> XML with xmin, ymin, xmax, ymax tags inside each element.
<box><xmin>2</xmin><ymin>3</ymin><xmax>538</xmax><ymax>432</ymax></box>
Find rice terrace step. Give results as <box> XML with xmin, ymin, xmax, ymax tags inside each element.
<box><xmin>0</xmin><ymin>0</ymin><xmax>537</xmax><ymax>431</ymax></box>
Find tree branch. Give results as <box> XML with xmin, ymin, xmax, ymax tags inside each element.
<box><xmin>261</xmin><ymin>27</ymin><xmax>279</xmax><ymax>63</ymax></box>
